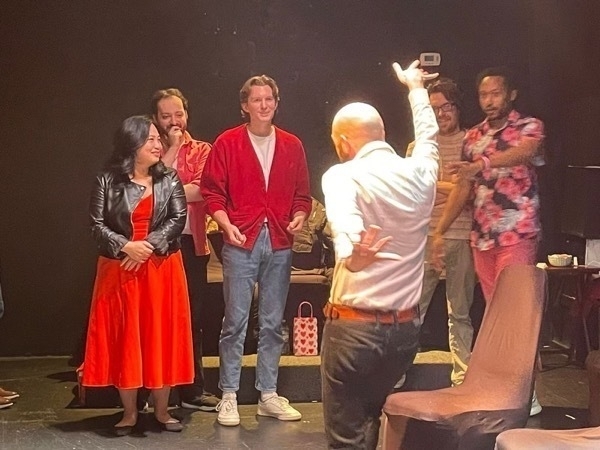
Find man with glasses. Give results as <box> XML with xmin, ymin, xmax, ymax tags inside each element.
<box><xmin>406</xmin><ymin>78</ymin><xmax>475</xmax><ymax>387</ymax></box>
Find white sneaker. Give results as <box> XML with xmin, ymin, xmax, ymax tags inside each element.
<box><xmin>216</xmin><ymin>397</ymin><xmax>240</xmax><ymax>426</ymax></box>
<box><xmin>530</xmin><ymin>391</ymin><xmax>542</xmax><ymax>416</ymax></box>
<box><xmin>257</xmin><ymin>395</ymin><xmax>302</xmax><ymax>421</ymax></box>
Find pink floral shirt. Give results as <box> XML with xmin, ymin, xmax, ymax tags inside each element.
<box><xmin>463</xmin><ymin>110</ymin><xmax>544</xmax><ymax>251</ymax></box>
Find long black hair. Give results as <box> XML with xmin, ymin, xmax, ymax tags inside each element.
<box><xmin>105</xmin><ymin>115</ymin><xmax>167</xmax><ymax>178</ymax></box>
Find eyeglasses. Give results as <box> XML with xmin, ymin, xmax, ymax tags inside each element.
<box><xmin>432</xmin><ymin>102</ymin><xmax>455</xmax><ymax>114</ymax></box>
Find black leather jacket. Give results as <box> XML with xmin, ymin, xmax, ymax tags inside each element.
<box><xmin>90</xmin><ymin>169</ymin><xmax>187</xmax><ymax>259</ymax></box>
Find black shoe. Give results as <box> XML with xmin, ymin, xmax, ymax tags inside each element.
<box><xmin>113</xmin><ymin>424</ymin><xmax>134</xmax><ymax>437</ymax></box>
<box><xmin>181</xmin><ymin>393</ymin><xmax>221</xmax><ymax>412</ymax></box>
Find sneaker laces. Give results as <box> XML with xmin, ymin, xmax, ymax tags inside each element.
<box><xmin>216</xmin><ymin>398</ymin><xmax>236</xmax><ymax>413</ymax></box>
<box><xmin>266</xmin><ymin>395</ymin><xmax>291</xmax><ymax>409</ymax></box>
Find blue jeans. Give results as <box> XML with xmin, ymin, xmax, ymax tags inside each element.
<box><xmin>219</xmin><ymin>224</ymin><xmax>292</xmax><ymax>393</ymax></box>
<box><xmin>321</xmin><ymin>316</ymin><xmax>419</xmax><ymax>449</ymax></box>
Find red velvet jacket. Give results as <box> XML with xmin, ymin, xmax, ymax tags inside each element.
<box><xmin>201</xmin><ymin>124</ymin><xmax>311</xmax><ymax>251</ymax></box>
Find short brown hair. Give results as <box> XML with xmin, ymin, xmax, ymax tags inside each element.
<box><xmin>239</xmin><ymin>75</ymin><xmax>279</xmax><ymax>120</ymax></box>
<box><xmin>151</xmin><ymin>88</ymin><xmax>189</xmax><ymax>116</ymax></box>
<box><xmin>427</xmin><ymin>78</ymin><xmax>463</xmax><ymax>111</ymax></box>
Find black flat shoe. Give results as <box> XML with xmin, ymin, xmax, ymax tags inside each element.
<box><xmin>113</xmin><ymin>424</ymin><xmax>134</xmax><ymax>437</ymax></box>
<box><xmin>157</xmin><ymin>417</ymin><xmax>184</xmax><ymax>432</ymax></box>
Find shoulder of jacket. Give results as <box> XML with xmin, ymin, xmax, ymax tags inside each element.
<box><xmin>212</xmin><ymin>125</ymin><xmax>246</xmax><ymax>149</ymax></box>
<box><xmin>274</xmin><ymin>126</ymin><xmax>301</xmax><ymax>144</ymax></box>
<box><xmin>163</xmin><ymin>167</ymin><xmax>180</xmax><ymax>179</ymax></box>
<box><xmin>95</xmin><ymin>170</ymin><xmax>116</xmax><ymax>183</ymax></box>
<box><xmin>217</xmin><ymin>124</ymin><xmax>246</xmax><ymax>139</ymax></box>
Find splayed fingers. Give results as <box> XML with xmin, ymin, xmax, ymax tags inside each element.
<box><xmin>392</xmin><ymin>59</ymin><xmax>439</xmax><ymax>88</ymax></box>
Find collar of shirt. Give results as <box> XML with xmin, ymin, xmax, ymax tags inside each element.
<box><xmin>181</xmin><ymin>130</ymin><xmax>193</xmax><ymax>146</ymax></box>
<box><xmin>354</xmin><ymin>140</ymin><xmax>396</xmax><ymax>159</ymax></box>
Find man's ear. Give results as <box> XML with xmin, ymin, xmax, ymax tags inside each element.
<box><xmin>340</xmin><ymin>134</ymin><xmax>349</xmax><ymax>151</ymax></box>
<box><xmin>509</xmin><ymin>89</ymin><xmax>518</xmax><ymax>102</ymax></box>
<box><xmin>340</xmin><ymin>135</ymin><xmax>355</xmax><ymax>160</ymax></box>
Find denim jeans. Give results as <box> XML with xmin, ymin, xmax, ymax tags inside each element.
<box><xmin>321</xmin><ymin>316</ymin><xmax>419</xmax><ymax>449</ymax></box>
<box><xmin>219</xmin><ymin>224</ymin><xmax>292</xmax><ymax>393</ymax></box>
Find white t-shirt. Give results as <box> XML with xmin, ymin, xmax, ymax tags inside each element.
<box><xmin>248</xmin><ymin>127</ymin><xmax>276</xmax><ymax>189</ymax></box>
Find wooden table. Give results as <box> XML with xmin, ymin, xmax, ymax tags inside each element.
<box><xmin>543</xmin><ymin>264</ymin><xmax>600</xmax><ymax>363</ymax></box>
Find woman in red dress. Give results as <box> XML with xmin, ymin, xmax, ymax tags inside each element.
<box><xmin>83</xmin><ymin>115</ymin><xmax>194</xmax><ymax>435</ymax></box>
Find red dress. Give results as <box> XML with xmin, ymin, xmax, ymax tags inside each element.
<box><xmin>82</xmin><ymin>195</ymin><xmax>194</xmax><ymax>389</ymax></box>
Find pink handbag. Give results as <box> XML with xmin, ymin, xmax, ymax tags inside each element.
<box><xmin>293</xmin><ymin>301</ymin><xmax>319</xmax><ymax>356</ymax></box>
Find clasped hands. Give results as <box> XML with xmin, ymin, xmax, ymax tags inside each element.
<box><xmin>121</xmin><ymin>240</ymin><xmax>155</xmax><ymax>272</ymax></box>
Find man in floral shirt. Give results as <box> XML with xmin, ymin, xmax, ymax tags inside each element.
<box><xmin>431</xmin><ymin>66</ymin><xmax>544</xmax><ymax>301</ymax></box>
<box><xmin>430</xmin><ymin>67</ymin><xmax>544</xmax><ymax>415</ymax></box>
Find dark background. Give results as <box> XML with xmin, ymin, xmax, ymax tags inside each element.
<box><xmin>1</xmin><ymin>0</ymin><xmax>599</xmax><ymax>356</ymax></box>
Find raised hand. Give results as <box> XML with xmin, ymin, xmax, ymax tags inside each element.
<box><xmin>392</xmin><ymin>59</ymin><xmax>439</xmax><ymax>90</ymax></box>
<box><xmin>166</xmin><ymin>125</ymin><xmax>184</xmax><ymax>149</ymax></box>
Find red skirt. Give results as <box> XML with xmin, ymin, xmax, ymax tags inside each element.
<box><xmin>82</xmin><ymin>252</ymin><xmax>194</xmax><ymax>389</ymax></box>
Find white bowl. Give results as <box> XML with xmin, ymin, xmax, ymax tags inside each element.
<box><xmin>548</xmin><ymin>254</ymin><xmax>573</xmax><ymax>267</ymax></box>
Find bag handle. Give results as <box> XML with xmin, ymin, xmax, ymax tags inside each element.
<box><xmin>297</xmin><ymin>301</ymin><xmax>314</xmax><ymax>318</ymax></box>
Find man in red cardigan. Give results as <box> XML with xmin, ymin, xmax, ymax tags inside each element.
<box><xmin>201</xmin><ymin>75</ymin><xmax>311</xmax><ymax>427</ymax></box>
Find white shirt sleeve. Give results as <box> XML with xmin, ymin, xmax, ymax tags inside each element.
<box><xmin>408</xmin><ymin>88</ymin><xmax>439</xmax><ymax>164</ymax></box>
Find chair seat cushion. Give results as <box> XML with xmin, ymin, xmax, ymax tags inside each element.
<box><xmin>401</xmin><ymin>409</ymin><xmax>528</xmax><ymax>450</ymax></box>
<box><xmin>495</xmin><ymin>426</ymin><xmax>600</xmax><ymax>450</ymax></box>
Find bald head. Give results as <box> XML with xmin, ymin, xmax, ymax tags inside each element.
<box><xmin>331</xmin><ymin>102</ymin><xmax>385</xmax><ymax>161</ymax></box>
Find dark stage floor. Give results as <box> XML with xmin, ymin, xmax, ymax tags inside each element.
<box><xmin>0</xmin><ymin>352</ymin><xmax>591</xmax><ymax>449</ymax></box>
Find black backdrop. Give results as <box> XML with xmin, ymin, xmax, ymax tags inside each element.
<box><xmin>1</xmin><ymin>0</ymin><xmax>599</xmax><ymax>356</ymax></box>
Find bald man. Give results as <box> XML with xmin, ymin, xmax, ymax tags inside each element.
<box><xmin>320</xmin><ymin>60</ymin><xmax>439</xmax><ymax>449</ymax></box>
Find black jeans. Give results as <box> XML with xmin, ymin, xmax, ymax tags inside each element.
<box><xmin>178</xmin><ymin>234</ymin><xmax>211</xmax><ymax>399</ymax></box>
<box><xmin>321</xmin><ymin>316</ymin><xmax>419</xmax><ymax>449</ymax></box>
